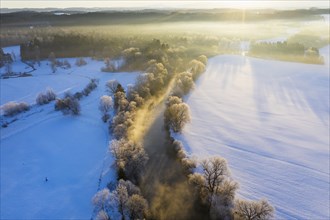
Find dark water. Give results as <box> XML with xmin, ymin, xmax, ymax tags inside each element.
<box><xmin>140</xmin><ymin>104</ymin><xmax>209</xmax><ymax>220</ymax></box>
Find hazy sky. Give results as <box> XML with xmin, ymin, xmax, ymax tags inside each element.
<box><xmin>1</xmin><ymin>0</ymin><xmax>329</xmax><ymax>9</ymax></box>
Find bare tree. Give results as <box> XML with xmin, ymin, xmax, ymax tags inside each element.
<box><xmin>234</xmin><ymin>199</ymin><xmax>274</xmax><ymax>220</ymax></box>
<box><xmin>106</xmin><ymin>80</ymin><xmax>119</xmax><ymax>96</ymax></box>
<box><xmin>75</xmin><ymin>57</ymin><xmax>87</xmax><ymax>66</ymax></box>
<box><xmin>99</xmin><ymin>95</ymin><xmax>113</xmax><ymax>122</ymax></box>
<box><xmin>48</xmin><ymin>52</ymin><xmax>57</xmax><ymax>73</ymax></box>
<box><xmin>4</xmin><ymin>62</ymin><xmax>12</xmax><ymax>75</ymax></box>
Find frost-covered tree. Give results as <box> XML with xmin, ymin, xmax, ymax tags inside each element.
<box><xmin>175</xmin><ymin>71</ymin><xmax>194</xmax><ymax>96</ymax></box>
<box><xmin>92</xmin><ymin>188</ymin><xmax>112</xmax><ymax>212</ymax></box>
<box><xmin>173</xmin><ymin>140</ymin><xmax>196</xmax><ymax>174</ymax></box>
<box><xmin>134</xmin><ymin>74</ymin><xmax>152</xmax><ymax>99</ymax></box>
<box><xmin>164</xmin><ymin>96</ymin><xmax>190</xmax><ymax>132</ymax></box>
<box><xmin>95</xmin><ymin>210</ymin><xmax>110</xmax><ymax>220</ymax></box>
<box><xmin>92</xmin><ymin>179</ymin><xmax>147</xmax><ymax>220</ymax></box>
<box><xmin>234</xmin><ymin>199</ymin><xmax>274</xmax><ymax>220</ymax></box>
<box><xmin>197</xmin><ymin>55</ymin><xmax>208</xmax><ymax>65</ymax></box>
<box><xmin>188</xmin><ymin>157</ymin><xmax>238</xmax><ymax>219</ymax></box>
<box><xmin>189</xmin><ymin>59</ymin><xmax>206</xmax><ymax>80</ymax></box>
<box><xmin>99</xmin><ymin>95</ymin><xmax>113</xmax><ymax>122</ymax></box>
<box><xmin>110</xmin><ymin>139</ymin><xmax>148</xmax><ymax>183</ymax></box>
<box><xmin>116</xmin><ymin>181</ymin><xmax>129</xmax><ymax>218</ymax></box>
<box><xmin>127</xmin><ymin>194</ymin><xmax>149</xmax><ymax>220</ymax></box>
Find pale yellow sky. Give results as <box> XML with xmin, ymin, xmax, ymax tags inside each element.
<box><xmin>1</xmin><ymin>0</ymin><xmax>329</xmax><ymax>9</ymax></box>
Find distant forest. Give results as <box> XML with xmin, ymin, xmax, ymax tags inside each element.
<box><xmin>0</xmin><ymin>8</ymin><xmax>328</xmax><ymax>27</ymax></box>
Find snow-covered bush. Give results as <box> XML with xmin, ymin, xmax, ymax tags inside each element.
<box><xmin>2</xmin><ymin>101</ymin><xmax>30</xmax><ymax>116</ymax></box>
<box><xmin>36</xmin><ymin>88</ymin><xmax>56</xmax><ymax>105</ymax></box>
<box><xmin>99</xmin><ymin>95</ymin><xmax>113</xmax><ymax>122</ymax></box>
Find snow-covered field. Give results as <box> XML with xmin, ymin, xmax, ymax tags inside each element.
<box><xmin>175</xmin><ymin>46</ymin><xmax>330</xmax><ymax>219</ymax></box>
<box><xmin>0</xmin><ymin>46</ymin><xmax>139</xmax><ymax>219</ymax></box>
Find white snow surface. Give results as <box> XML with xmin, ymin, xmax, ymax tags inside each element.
<box><xmin>174</xmin><ymin>46</ymin><xmax>330</xmax><ymax>219</ymax></box>
<box><xmin>0</xmin><ymin>46</ymin><xmax>139</xmax><ymax>219</ymax></box>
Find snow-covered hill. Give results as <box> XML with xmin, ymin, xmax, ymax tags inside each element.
<box><xmin>175</xmin><ymin>46</ymin><xmax>330</xmax><ymax>219</ymax></box>
<box><xmin>0</xmin><ymin>46</ymin><xmax>139</xmax><ymax>219</ymax></box>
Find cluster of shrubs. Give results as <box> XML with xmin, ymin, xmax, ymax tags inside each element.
<box><xmin>99</xmin><ymin>55</ymin><xmax>205</xmax><ymax>219</ymax></box>
<box><xmin>133</xmin><ymin>60</ymin><xmax>169</xmax><ymax>98</ymax></box>
<box><xmin>91</xmin><ymin>80</ymin><xmax>151</xmax><ymax>219</ymax></box>
<box><xmin>75</xmin><ymin>57</ymin><xmax>87</xmax><ymax>66</ymax></box>
<box><xmin>55</xmin><ymin>79</ymin><xmax>98</xmax><ymax>115</ymax></box>
<box><xmin>55</xmin><ymin>93</ymin><xmax>80</xmax><ymax>115</ymax></box>
<box><xmin>92</xmin><ymin>179</ymin><xmax>149</xmax><ymax>220</ymax></box>
<box><xmin>2</xmin><ymin>101</ymin><xmax>30</xmax><ymax>117</ymax></box>
<box><xmin>82</xmin><ymin>78</ymin><xmax>98</xmax><ymax>96</ymax></box>
<box><xmin>56</xmin><ymin>59</ymin><xmax>71</xmax><ymax>69</ymax></box>
<box><xmin>73</xmin><ymin>78</ymin><xmax>99</xmax><ymax>100</ymax></box>
<box><xmin>101</xmin><ymin>58</ymin><xmax>116</xmax><ymax>72</ymax></box>
<box><xmin>110</xmin><ymin>84</ymin><xmax>135</xmax><ymax>139</ymax></box>
<box><xmin>36</xmin><ymin>88</ymin><xmax>56</xmax><ymax>105</ymax></box>
<box><xmin>48</xmin><ymin>52</ymin><xmax>72</xmax><ymax>73</ymax></box>
<box><xmin>109</xmin><ymin>61</ymin><xmax>173</xmax><ymax>139</ymax></box>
